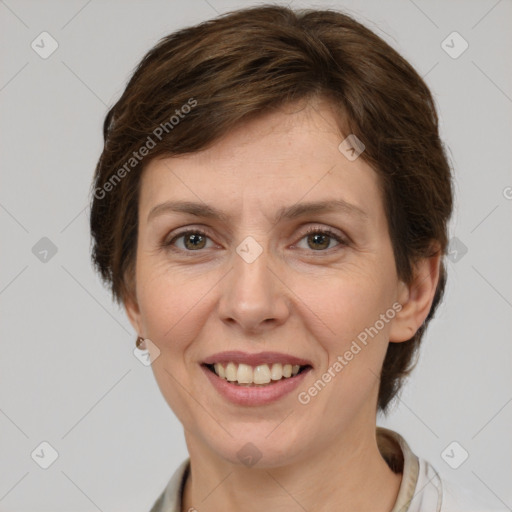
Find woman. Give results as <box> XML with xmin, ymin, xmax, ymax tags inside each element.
<box><xmin>89</xmin><ymin>5</ymin><xmax>505</xmax><ymax>511</ymax></box>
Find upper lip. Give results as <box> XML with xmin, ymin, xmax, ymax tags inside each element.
<box><xmin>202</xmin><ymin>351</ymin><xmax>313</xmax><ymax>367</ymax></box>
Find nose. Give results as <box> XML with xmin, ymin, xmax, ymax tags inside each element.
<box><xmin>217</xmin><ymin>242</ymin><xmax>290</xmax><ymax>334</ymax></box>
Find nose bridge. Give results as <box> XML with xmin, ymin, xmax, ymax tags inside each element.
<box><xmin>235</xmin><ymin>234</ymin><xmax>271</xmax><ymax>292</ymax></box>
<box><xmin>217</xmin><ymin>233</ymin><xmax>288</xmax><ymax>330</ymax></box>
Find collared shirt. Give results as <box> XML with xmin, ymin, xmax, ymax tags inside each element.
<box><xmin>149</xmin><ymin>427</ymin><xmax>506</xmax><ymax>512</ymax></box>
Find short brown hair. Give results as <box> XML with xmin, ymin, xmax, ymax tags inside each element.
<box><xmin>89</xmin><ymin>4</ymin><xmax>453</xmax><ymax>412</ymax></box>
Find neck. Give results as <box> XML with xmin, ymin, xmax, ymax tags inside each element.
<box><xmin>182</xmin><ymin>425</ymin><xmax>402</xmax><ymax>512</ymax></box>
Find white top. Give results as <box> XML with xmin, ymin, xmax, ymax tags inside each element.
<box><xmin>149</xmin><ymin>427</ymin><xmax>506</xmax><ymax>511</ymax></box>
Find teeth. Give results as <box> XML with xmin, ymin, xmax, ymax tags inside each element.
<box><xmin>270</xmin><ymin>363</ymin><xmax>282</xmax><ymax>380</ymax></box>
<box><xmin>214</xmin><ymin>363</ymin><xmax>225</xmax><ymax>379</ymax></box>
<box><xmin>210</xmin><ymin>362</ymin><xmax>306</xmax><ymax>385</ymax></box>
<box><xmin>237</xmin><ymin>363</ymin><xmax>253</xmax><ymax>384</ymax></box>
<box><xmin>253</xmin><ymin>364</ymin><xmax>271</xmax><ymax>384</ymax></box>
<box><xmin>225</xmin><ymin>362</ymin><xmax>237</xmax><ymax>381</ymax></box>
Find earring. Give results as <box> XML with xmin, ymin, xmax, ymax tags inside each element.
<box><xmin>136</xmin><ymin>336</ymin><xmax>146</xmax><ymax>350</ymax></box>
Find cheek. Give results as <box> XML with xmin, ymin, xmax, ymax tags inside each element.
<box><xmin>295</xmin><ymin>266</ymin><xmax>397</xmax><ymax>413</ymax></box>
<box><xmin>136</xmin><ymin>263</ymin><xmax>211</xmax><ymax>356</ymax></box>
<box><xmin>292</xmin><ymin>264</ymin><xmax>395</xmax><ymax>349</ymax></box>
<box><xmin>135</xmin><ymin>267</ymin><xmax>214</xmax><ymax>428</ymax></box>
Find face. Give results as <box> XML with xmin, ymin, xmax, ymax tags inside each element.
<box><xmin>126</xmin><ymin>98</ymin><xmax>416</xmax><ymax>468</ymax></box>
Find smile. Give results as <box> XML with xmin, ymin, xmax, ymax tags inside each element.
<box><xmin>200</xmin><ymin>351</ymin><xmax>313</xmax><ymax>405</ymax></box>
<box><xmin>204</xmin><ymin>362</ymin><xmax>310</xmax><ymax>386</ymax></box>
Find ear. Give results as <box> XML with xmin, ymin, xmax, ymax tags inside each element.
<box><xmin>123</xmin><ymin>288</ymin><xmax>143</xmax><ymax>336</ymax></box>
<box><xmin>389</xmin><ymin>249</ymin><xmax>442</xmax><ymax>343</ymax></box>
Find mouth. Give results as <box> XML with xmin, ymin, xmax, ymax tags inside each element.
<box><xmin>200</xmin><ymin>352</ymin><xmax>313</xmax><ymax>405</ymax></box>
<box><xmin>202</xmin><ymin>361</ymin><xmax>312</xmax><ymax>386</ymax></box>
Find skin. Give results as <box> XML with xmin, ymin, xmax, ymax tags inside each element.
<box><xmin>125</xmin><ymin>97</ymin><xmax>441</xmax><ymax>512</ymax></box>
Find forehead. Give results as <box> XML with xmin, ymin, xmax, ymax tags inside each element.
<box><xmin>138</xmin><ymin>99</ymin><xmax>383</xmax><ymax>225</ymax></box>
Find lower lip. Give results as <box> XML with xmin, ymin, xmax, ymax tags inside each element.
<box><xmin>201</xmin><ymin>365</ymin><xmax>312</xmax><ymax>406</ymax></box>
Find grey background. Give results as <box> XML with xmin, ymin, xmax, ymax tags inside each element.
<box><xmin>1</xmin><ymin>0</ymin><xmax>511</xmax><ymax>510</ymax></box>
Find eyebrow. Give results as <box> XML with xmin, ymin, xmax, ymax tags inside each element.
<box><xmin>147</xmin><ymin>199</ymin><xmax>368</xmax><ymax>224</ymax></box>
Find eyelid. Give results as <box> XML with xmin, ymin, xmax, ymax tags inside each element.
<box><xmin>164</xmin><ymin>227</ymin><xmax>216</xmax><ymax>251</ymax></box>
<box><xmin>163</xmin><ymin>223</ymin><xmax>349</xmax><ymax>252</ymax></box>
<box><xmin>293</xmin><ymin>225</ymin><xmax>348</xmax><ymax>251</ymax></box>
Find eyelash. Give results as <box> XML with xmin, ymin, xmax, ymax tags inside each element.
<box><xmin>163</xmin><ymin>226</ymin><xmax>348</xmax><ymax>255</ymax></box>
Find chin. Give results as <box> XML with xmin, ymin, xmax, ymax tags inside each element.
<box><xmin>203</xmin><ymin>429</ymin><xmax>305</xmax><ymax>469</ymax></box>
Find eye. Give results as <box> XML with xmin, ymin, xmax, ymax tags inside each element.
<box><xmin>165</xmin><ymin>229</ymin><xmax>214</xmax><ymax>251</ymax></box>
<box><xmin>295</xmin><ymin>227</ymin><xmax>347</xmax><ymax>252</ymax></box>
<box><xmin>163</xmin><ymin>226</ymin><xmax>348</xmax><ymax>254</ymax></box>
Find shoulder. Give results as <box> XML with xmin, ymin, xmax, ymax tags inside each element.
<box><xmin>149</xmin><ymin>458</ymin><xmax>190</xmax><ymax>512</ymax></box>
<box><xmin>418</xmin><ymin>457</ymin><xmax>508</xmax><ymax>512</ymax></box>
<box><xmin>378</xmin><ymin>428</ymin><xmax>507</xmax><ymax>512</ymax></box>
<box><xmin>440</xmin><ymin>475</ymin><xmax>508</xmax><ymax>512</ymax></box>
